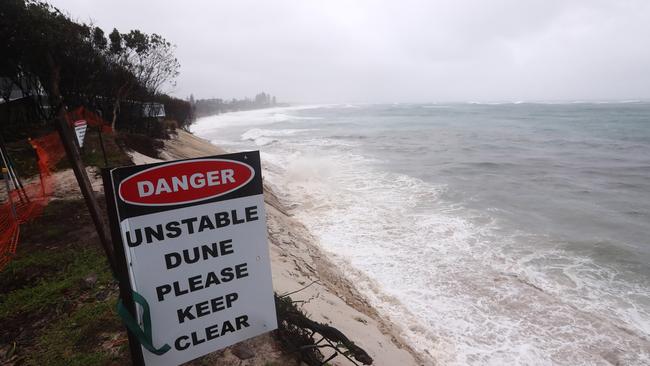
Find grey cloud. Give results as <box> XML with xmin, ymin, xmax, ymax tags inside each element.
<box><xmin>50</xmin><ymin>0</ymin><xmax>650</xmax><ymax>102</ymax></box>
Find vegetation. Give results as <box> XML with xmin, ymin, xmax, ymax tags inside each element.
<box><xmin>30</xmin><ymin>300</ymin><xmax>123</xmax><ymax>366</ymax></box>
<box><xmin>0</xmin><ymin>0</ymin><xmax>284</xmax><ymax>140</ymax></box>
<box><xmin>0</xmin><ymin>199</ymin><xmax>128</xmax><ymax>365</ymax></box>
<box><xmin>54</xmin><ymin>126</ymin><xmax>134</xmax><ymax>171</ymax></box>
<box><xmin>0</xmin><ymin>0</ymin><xmax>192</xmax><ymax>137</ymax></box>
<box><xmin>275</xmin><ymin>294</ymin><xmax>373</xmax><ymax>365</ymax></box>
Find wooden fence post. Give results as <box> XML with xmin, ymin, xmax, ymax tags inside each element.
<box><xmin>54</xmin><ymin>105</ymin><xmax>117</xmax><ymax>274</ymax></box>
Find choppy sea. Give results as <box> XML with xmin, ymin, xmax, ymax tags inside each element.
<box><xmin>191</xmin><ymin>102</ymin><xmax>650</xmax><ymax>365</ymax></box>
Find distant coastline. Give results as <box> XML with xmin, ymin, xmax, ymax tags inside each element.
<box><xmin>192</xmin><ymin>92</ymin><xmax>289</xmax><ymax>118</ymax></box>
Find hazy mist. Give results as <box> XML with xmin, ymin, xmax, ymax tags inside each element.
<box><xmin>49</xmin><ymin>0</ymin><xmax>650</xmax><ymax>103</ymax></box>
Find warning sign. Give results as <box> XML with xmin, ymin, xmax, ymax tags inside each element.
<box><xmin>104</xmin><ymin>151</ymin><xmax>277</xmax><ymax>366</ymax></box>
<box><xmin>73</xmin><ymin>119</ymin><xmax>87</xmax><ymax>147</ymax></box>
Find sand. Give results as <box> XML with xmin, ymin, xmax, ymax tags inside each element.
<box><xmin>123</xmin><ymin>130</ymin><xmax>423</xmax><ymax>365</ymax></box>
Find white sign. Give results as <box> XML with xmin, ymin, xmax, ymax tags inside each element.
<box><xmin>73</xmin><ymin>119</ymin><xmax>87</xmax><ymax>147</ymax></box>
<box><xmin>106</xmin><ymin>152</ymin><xmax>277</xmax><ymax>366</ymax></box>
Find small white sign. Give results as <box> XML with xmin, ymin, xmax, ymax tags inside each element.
<box><xmin>73</xmin><ymin>119</ymin><xmax>87</xmax><ymax>147</ymax></box>
<box><xmin>106</xmin><ymin>152</ymin><xmax>277</xmax><ymax>366</ymax></box>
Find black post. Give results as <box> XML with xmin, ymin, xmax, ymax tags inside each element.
<box><xmin>102</xmin><ymin>169</ymin><xmax>146</xmax><ymax>366</ymax></box>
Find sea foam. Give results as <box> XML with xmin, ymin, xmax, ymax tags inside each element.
<box><xmin>193</xmin><ymin>104</ymin><xmax>650</xmax><ymax>365</ymax></box>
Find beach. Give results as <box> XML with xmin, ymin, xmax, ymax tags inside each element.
<box><xmin>132</xmin><ymin>129</ymin><xmax>423</xmax><ymax>365</ymax></box>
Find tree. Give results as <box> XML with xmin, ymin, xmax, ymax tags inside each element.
<box><xmin>0</xmin><ymin>0</ymin><xmax>111</xmax><ymax>118</ymax></box>
<box><xmin>106</xmin><ymin>29</ymin><xmax>180</xmax><ymax>129</ymax></box>
<box><xmin>92</xmin><ymin>27</ymin><xmax>107</xmax><ymax>50</ymax></box>
<box><xmin>1</xmin><ymin>1</ymin><xmax>179</xmax><ymax>120</ymax></box>
<box><xmin>0</xmin><ymin>0</ymin><xmax>183</xmax><ymax>133</ymax></box>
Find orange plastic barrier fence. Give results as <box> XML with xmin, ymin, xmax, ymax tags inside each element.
<box><xmin>0</xmin><ymin>107</ymin><xmax>110</xmax><ymax>269</ymax></box>
<box><xmin>0</xmin><ymin>133</ymin><xmax>64</xmax><ymax>269</ymax></box>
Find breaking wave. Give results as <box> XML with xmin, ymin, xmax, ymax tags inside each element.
<box><xmin>193</xmin><ymin>104</ymin><xmax>650</xmax><ymax>365</ymax></box>
<box><xmin>241</xmin><ymin>128</ymin><xmax>314</xmax><ymax>146</ymax></box>
<box><xmin>261</xmin><ymin>149</ymin><xmax>650</xmax><ymax>366</ymax></box>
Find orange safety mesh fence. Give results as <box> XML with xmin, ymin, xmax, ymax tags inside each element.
<box><xmin>0</xmin><ymin>133</ymin><xmax>65</xmax><ymax>269</ymax></box>
<box><xmin>0</xmin><ymin>107</ymin><xmax>111</xmax><ymax>269</ymax></box>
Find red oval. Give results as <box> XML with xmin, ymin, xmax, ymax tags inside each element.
<box><xmin>118</xmin><ymin>159</ymin><xmax>254</xmax><ymax>206</ymax></box>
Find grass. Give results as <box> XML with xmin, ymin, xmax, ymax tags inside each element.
<box><xmin>27</xmin><ymin>300</ymin><xmax>124</xmax><ymax>366</ymax></box>
<box><xmin>0</xmin><ymin>199</ymin><xmax>128</xmax><ymax>365</ymax></box>
<box><xmin>0</xmin><ymin>246</ymin><xmax>113</xmax><ymax>318</ymax></box>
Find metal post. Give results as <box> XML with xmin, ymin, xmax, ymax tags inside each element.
<box><xmin>0</xmin><ymin>134</ymin><xmax>28</xmax><ymax>203</ymax></box>
<box><xmin>0</xmin><ymin>145</ymin><xmax>16</xmax><ymax>195</ymax></box>
<box><xmin>2</xmin><ymin>167</ymin><xmax>17</xmax><ymax>220</ymax></box>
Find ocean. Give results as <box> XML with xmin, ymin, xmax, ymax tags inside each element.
<box><xmin>191</xmin><ymin>103</ymin><xmax>650</xmax><ymax>365</ymax></box>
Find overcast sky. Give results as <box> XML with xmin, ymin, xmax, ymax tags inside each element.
<box><xmin>50</xmin><ymin>0</ymin><xmax>650</xmax><ymax>103</ymax></box>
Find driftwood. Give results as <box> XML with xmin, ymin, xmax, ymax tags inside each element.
<box><xmin>275</xmin><ymin>294</ymin><xmax>373</xmax><ymax>365</ymax></box>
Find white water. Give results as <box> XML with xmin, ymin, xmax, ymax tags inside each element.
<box><xmin>191</xmin><ymin>105</ymin><xmax>650</xmax><ymax>365</ymax></box>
